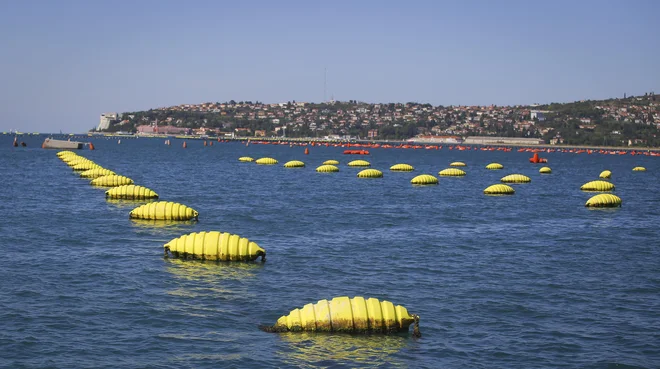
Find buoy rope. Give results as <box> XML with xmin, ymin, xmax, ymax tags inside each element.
<box><xmin>412</xmin><ymin>314</ymin><xmax>421</xmax><ymax>338</ymax></box>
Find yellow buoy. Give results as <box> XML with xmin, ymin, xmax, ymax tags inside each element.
<box><xmin>129</xmin><ymin>201</ymin><xmax>199</xmax><ymax>221</ymax></box>
<box><xmin>585</xmin><ymin>194</ymin><xmax>622</xmax><ymax>208</ymax></box>
<box><xmin>438</xmin><ymin>168</ymin><xmax>466</xmax><ymax>177</ymax></box>
<box><xmin>411</xmin><ymin>174</ymin><xmax>438</xmax><ymax>185</ymax></box>
<box><xmin>66</xmin><ymin>158</ymin><xmax>93</xmax><ymax>167</ymax></box>
<box><xmin>390</xmin><ymin>163</ymin><xmax>414</xmax><ymax>171</ymax></box>
<box><xmin>284</xmin><ymin>160</ymin><xmax>305</xmax><ymax>168</ymax></box>
<box><xmin>484</xmin><ymin>184</ymin><xmax>515</xmax><ymax>195</ymax></box>
<box><xmin>632</xmin><ymin>166</ymin><xmax>646</xmax><ymax>172</ymax></box>
<box><xmin>580</xmin><ymin>180</ymin><xmax>615</xmax><ymax>192</ymax></box>
<box><xmin>316</xmin><ymin>164</ymin><xmax>339</xmax><ymax>173</ymax></box>
<box><xmin>501</xmin><ymin>174</ymin><xmax>531</xmax><ymax>183</ymax></box>
<box><xmin>256</xmin><ymin>157</ymin><xmax>278</xmax><ymax>165</ymax></box>
<box><xmin>57</xmin><ymin>151</ymin><xmax>77</xmax><ymax>158</ymax></box>
<box><xmin>323</xmin><ymin>160</ymin><xmax>339</xmax><ymax>165</ymax></box>
<box><xmin>80</xmin><ymin>168</ymin><xmax>116</xmax><ymax>179</ymax></box>
<box><xmin>71</xmin><ymin>162</ymin><xmax>102</xmax><ymax>171</ymax></box>
<box><xmin>485</xmin><ymin>163</ymin><xmax>503</xmax><ymax>170</ymax></box>
<box><xmin>90</xmin><ymin>175</ymin><xmax>134</xmax><ymax>187</ymax></box>
<box><xmin>238</xmin><ymin>156</ymin><xmax>254</xmax><ymax>162</ymax></box>
<box><xmin>599</xmin><ymin>170</ymin><xmax>612</xmax><ymax>179</ymax></box>
<box><xmin>539</xmin><ymin>166</ymin><xmax>552</xmax><ymax>174</ymax></box>
<box><xmin>347</xmin><ymin>160</ymin><xmax>370</xmax><ymax>167</ymax></box>
<box><xmin>105</xmin><ymin>184</ymin><xmax>159</xmax><ymax>200</ymax></box>
<box><xmin>164</xmin><ymin>231</ymin><xmax>266</xmax><ymax>262</ymax></box>
<box><xmin>450</xmin><ymin>161</ymin><xmax>466</xmax><ymax>167</ymax></box>
<box><xmin>357</xmin><ymin>169</ymin><xmax>383</xmax><ymax>178</ymax></box>
<box><xmin>61</xmin><ymin>155</ymin><xmax>82</xmax><ymax>163</ymax></box>
<box><xmin>261</xmin><ymin>296</ymin><xmax>420</xmax><ymax>337</ymax></box>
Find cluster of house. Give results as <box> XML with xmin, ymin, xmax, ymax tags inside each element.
<box><xmin>112</xmin><ymin>94</ymin><xmax>659</xmax><ymax>142</ymax></box>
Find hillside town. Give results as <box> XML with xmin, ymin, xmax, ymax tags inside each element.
<box><xmin>97</xmin><ymin>92</ymin><xmax>660</xmax><ymax>147</ymax></box>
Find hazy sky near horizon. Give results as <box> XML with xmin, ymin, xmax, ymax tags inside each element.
<box><xmin>1</xmin><ymin>0</ymin><xmax>658</xmax><ymax>133</ymax></box>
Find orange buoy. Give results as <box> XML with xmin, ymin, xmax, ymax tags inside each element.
<box><xmin>304</xmin><ymin>147</ymin><xmax>309</xmax><ymax>155</ymax></box>
<box><xmin>183</xmin><ymin>141</ymin><xmax>187</xmax><ymax>148</ymax></box>
<box><xmin>88</xmin><ymin>142</ymin><xmax>95</xmax><ymax>150</ymax></box>
<box><xmin>529</xmin><ymin>152</ymin><xmax>547</xmax><ymax>163</ymax></box>
<box><xmin>210</xmin><ymin>141</ymin><xmax>213</xmax><ymax>146</ymax></box>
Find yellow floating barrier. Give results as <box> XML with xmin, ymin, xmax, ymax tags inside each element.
<box><xmin>539</xmin><ymin>166</ymin><xmax>552</xmax><ymax>174</ymax></box>
<box><xmin>450</xmin><ymin>161</ymin><xmax>466</xmax><ymax>167</ymax></box>
<box><xmin>485</xmin><ymin>163</ymin><xmax>503</xmax><ymax>170</ymax></box>
<box><xmin>57</xmin><ymin>151</ymin><xmax>77</xmax><ymax>158</ymax></box>
<box><xmin>316</xmin><ymin>164</ymin><xmax>339</xmax><ymax>173</ymax></box>
<box><xmin>66</xmin><ymin>158</ymin><xmax>93</xmax><ymax>167</ymax></box>
<box><xmin>357</xmin><ymin>169</ymin><xmax>383</xmax><ymax>178</ymax></box>
<box><xmin>438</xmin><ymin>168</ymin><xmax>466</xmax><ymax>177</ymax></box>
<box><xmin>484</xmin><ymin>184</ymin><xmax>515</xmax><ymax>195</ymax></box>
<box><xmin>129</xmin><ymin>201</ymin><xmax>199</xmax><ymax>221</ymax></box>
<box><xmin>164</xmin><ymin>231</ymin><xmax>265</xmax><ymax>262</ymax></box>
<box><xmin>390</xmin><ymin>163</ymin><xmax>414</xmax><ymax>171</ymax></box>
<box><xmin>347</xmin><ymin>160</ymin><xmax>370</xmax><ymax>167</ymax></box>
<box><xmin>90</xmin><ymin>175</ymin><xmax>134</xmax><ymax>187</ymax></box>
<box><xmin>61</xmin><ymin>155</ymin><xmax>82</xmax><ymax>163</ymax></box>
<box><xmin>599</xmin><ymin>170</ymin><xmax>612</xmax><ymax>179</ymax></box>
<box><xmin>632</xmin><ymin>166</ymin><xmax>646</xmax><ymax>172</ymax></box>
<box><xmin>323</xmin><ymin>160</ymin><xmax>339</xmax><ymax>165</ymax></box>
<box><xmin>261</xmin><ymin>296</ymin><xmax>420</xmax><ymax>337</ymax></box>
<box><xmin>501</xmin><ymin>174</ymin><xmax>531</xmax><ymax>183</ymax></box>
<box><xmin>256</xmin><ymin>157</ymin><xmax>278</xmax><ymax>165</ymax></box>
<box><xmin>284</xmin><ymin>160</ymin><xmax>305</xmax><ymax>168</ymax></box>
<box><xmin>71</xmin><ymin>162</ymin><xmax>102</xmax><ymax>171</ymax></box>
<box><xmin>411</xmin><ymin>174</ymin><xmax>438</xmax><ymax>185</ymax></box>
<box><xmin>580</xmin><ymin>180</ymin><xmax>615</xmax><ymax>192</ymax></box>
<box><xmin>80</xmin><ymin>168</ymin><xmax>116</xmax><ymax>179</ymax></box>
<box><xmin>238</xmin><ymin>156</ymin><xmax>254</xmax><ymax>162</ymax></box>
<box><xmin>105</xmin><ymin>185</ymin><xmax>159</xmax><ymax>200</ymax></box>
<box><xmin>585</xmin><ymin>194</ymin><xmax>622</xmax><ymax>208</ymax></box>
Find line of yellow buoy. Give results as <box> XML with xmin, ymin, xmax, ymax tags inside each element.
<box><xmin>56</xmin><ymin>150</ymin><xmax>198</xmax><ymax>220</ymax></box>
<box><xmin>240</xmin><ymin>155</ymin><xmax>644</xmax><ymax>208</ymax></box>
<box><xmin>57</xmin><ymin>151</ymin><xmax>416</xmax><ymax>336</ymax></box>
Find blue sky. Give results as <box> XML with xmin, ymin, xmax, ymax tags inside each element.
<box><xmin>1</xmin><ymin>0</ymin><xmax>658</xmax><ymax>133</ymax></box>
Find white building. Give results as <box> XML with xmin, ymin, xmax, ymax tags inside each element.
<box><xmin>97</xmin><ymin>112</ymin><xmax>119</xmax><ymax>131</ymax></box>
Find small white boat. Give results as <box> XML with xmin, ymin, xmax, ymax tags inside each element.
<box><xmin>42</xmin><ymin>138</ymin><xmax>84</xmax><ymax>149</ymax></box>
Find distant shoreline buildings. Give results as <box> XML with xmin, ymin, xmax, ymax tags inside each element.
<box><xmin>96</xmin><ymin>92</ymin><xmax>660</xmax><ymax>147</ymax></box>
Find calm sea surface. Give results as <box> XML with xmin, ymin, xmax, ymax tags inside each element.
<box><xmin>1</xmin><ymin>135</ymin><xmax>659</xmax><ymax>369</ymax></box>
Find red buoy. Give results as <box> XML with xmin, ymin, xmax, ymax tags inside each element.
<box><xmin>183</xmin><ymin>141</ymin><xmax>187</xmax><ymax>148</ymax></box>
<box><xmin>304</xmin><ymin>147</ymin><xmax>309</xmax><ymax>155</ymax></box>
<box><xmin>88</xmin><ymin>142</ymin><xmax>95</xmax><ymax>150</ymax></box>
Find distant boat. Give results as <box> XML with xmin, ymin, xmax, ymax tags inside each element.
<box><xmin>42</xmin><ymin>138</ymin><xmax>84</xmax><ymax>150</ymax></box>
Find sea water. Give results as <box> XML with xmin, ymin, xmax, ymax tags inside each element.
<box><xmin>1</xmin><ymin>135</ymin><xmax>658</xmax><ymax>368</ymax></box>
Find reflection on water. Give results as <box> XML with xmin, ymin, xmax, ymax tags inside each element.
<box><xmin>277</xmin><ymin>332</ymin><xmax>409</xmax><ymax>368</ymax></box>
<box><xmin>165</xmin><ymin>258</ymin><xmax>262</xmax><ymax>283</ymax></box>
<box><xmin>164</xmin><ymin>259</ymin><xmax>263</xmax><ymax>315</ymax></box>
<box><xmin>105</xmin><ymin>198</ymin><xmax>156</xmax><ymax>209</ymax></box>
<box><xmin>130</xmin><ymin>218</ymin><xmax>198</xmax><ymax>231</ymax></box>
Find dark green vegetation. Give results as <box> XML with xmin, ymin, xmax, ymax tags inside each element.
<box><xmin>104</xmin><ymin>93</ymin><xmax>660</xmax><ymax>147</ymax></box>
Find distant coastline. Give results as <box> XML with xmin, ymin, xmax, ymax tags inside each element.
<box><xmin>39</xmin><ymin>132</ymin><xmax>660</xmax><ymax>152</ymax></box>
<box><xmin>94</xmin><ymin>92</ymin><xmax>660</xmax><ymax>148</ymax></box>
